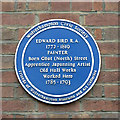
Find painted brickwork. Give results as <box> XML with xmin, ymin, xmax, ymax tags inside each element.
<box><xmin>1</xmin><ymin>0</ymin><xmax>119</xmax><ymax>119</ymax></box>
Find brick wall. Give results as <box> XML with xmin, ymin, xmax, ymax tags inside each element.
<box><xmin>1</xmin><ymin>0</ymin><xmax>119</xmax><ymax>119</ymax></box>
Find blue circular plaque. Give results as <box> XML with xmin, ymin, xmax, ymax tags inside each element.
<box><xmin>15</xmin><ymin>19</ymin><xmax>101</xmax><ymax>104</ymax></box>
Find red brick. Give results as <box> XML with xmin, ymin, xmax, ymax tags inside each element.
<box><xmin>1</xmin><ymin>71</ymin><xmax>18</xmax><ymax>83</ymax></box>
<box><xmin>29</xmin><ymin>2</ymin><xmax>48</xmax><ymax>11</ymax></box>
<box><xmin>83</xmin><ymin>100</ymin><xmax>118</xmax><ymax>111</ymax></box>
<box><xmin>2</xmin><ymin>28</ymin><xmax>16</xmax><ymax>41</ymax></box>
<box><xmin>18</xmin><ymin>28</ymin><xmax>27</xmax><ymax>40</ymax></box>
<box><xmin>2</xmin><ymin>100</ymin><xmax>35</xmax><ymax>111</ymax></box>
<box><xmin>51</xmin><ymin>2</ymin><xmax>70</xmax><ymax>11</ymax></box>
<box><xmin>2</xmin><ymin>43</ymin><xmax>17</xmax><ymax>54</ymax></box>
<box><xmin>16</xmin><ymin>2</ymin><xmax>26</xmax><ymax>11</ymax></box>
<box><xmin>2</xmin><ymin>86</ymin><xmax>14</xmax><ymax>97</ymax></box>
<box><xmin>104</xmin><ymin>28</ymin><xmax>118</xmax><ymax>40</ymax></box>
<box><xmin>2</xmin><ymin>114</ymin><xmax>14</xmax><ymax>118</ymax></box>
<box><xmin>15</xmin><ymin>115</ymin><xmax>25</xmax><ymax>118</ymax></box>
<box><xmin>105</xmin><ymin>57</ymin><xmax>119</xmax><ymax>69</ymax></box>
<box><xmin>92</xmin><ymin>85</ymin><xmax>102</xmax><ymax>97</ymax></box>
<box><xmin>98</xmin><ymin>71</ymin><xmax>119</xmax><ymax>83</ymax></box>
<box><xmin>98</xmin><ymin>42</ymin><xmax>119</xmax><ymax>55</ymax></box>
<box><xmin>16</xmin><ymin>86</ymin><xmax>30</xmax><ymax>98</ymax></box>
<box><xmin>48</xmin><ymin>114</ymin><xmax>69</xmax><ymax>118</ymax></box>
<box><xmin>51</xmin><ymin>0</ymin><xmax>69</xmax><ymax>1</ymax></box>
<box><xmin>2</xmin><ymin>2</ymin><xmax>15</xmax><ymax>12</ymax></box>
<box><xmin>39</xmin><ymin>13</ymin><xmax>79</xmax><ymax>23</ymax></box>
<box><xmin>94</xmin><ymin>29</ymin><xmax>102</xmax><ymax>40</ymax></box>
<box><xmin>26</xmin><ymin>114</ymin><xmax>46</xmax><ymax>118</ymax></box>
<box><xmin>105</xmin><ymin>2</ymin><xmax>118</xmax><ymax>11</ymax></box>
<box><xmin>93</xmin><ymin>2</ymin><xmax>103</xmax><ymax>11</ymax></box>
<box><xmin>71</xmin><ymin>113</ymin><xmax>91</xmax><ymax>118</ymax></box>
<box><xmin>38</xmin><ymin>101</ymin><xmax>80</xmax><ymax>112</ymax></box>
<box><xmin>1</xmin><ymin>56</ymin><xmax>14</xmax><ymax>69</ymax></box>
<box><xmin>2</xmin><ymin>14</ymin><xmax>35</xmax><ymax>26</ymax></box>
<box><xmin>85</xmin><ymin>14</ymin><xmax>118</xmax><ymax>26</ymax></box>
<box><xmin>104</xmin><ymin>85</ymin><xmax>118</xmax><ymax>98</ymax></box>
<box><xmin>72</xmin><ymin>2</ymin><xmax>92</xmax><ymax>11</ymax></box>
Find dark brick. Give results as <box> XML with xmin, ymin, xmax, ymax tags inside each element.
<box><xmin>104</xmin><ymin>28</ymin><xmax>118</xmax><ymax>40</ymax></box>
